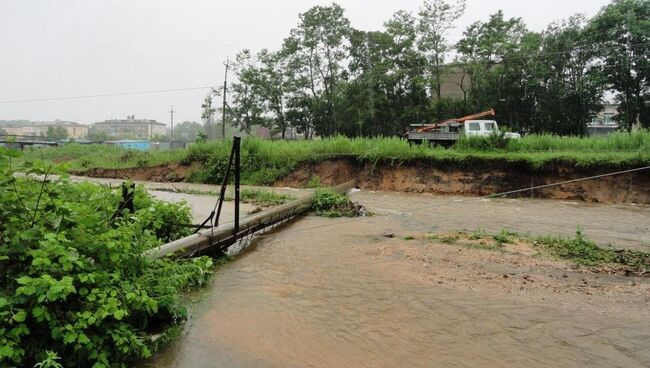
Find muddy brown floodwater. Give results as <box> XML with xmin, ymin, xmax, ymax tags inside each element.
<box><xmin>141</xmin><ymin>189</ymin><xmax>650</xmax><ymax>368</ymax></box>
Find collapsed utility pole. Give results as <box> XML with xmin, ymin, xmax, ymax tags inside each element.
<box><xmin>222</xmin><ymin>59</ymin><xmax>229</xmax><ymax>140</ymax></box>
<box><xmin>169</xmin><ymin>105</ymin><xmax>175</xmax><ymax>147</ymax></box>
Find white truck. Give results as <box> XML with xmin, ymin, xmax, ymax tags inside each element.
<box><xmin>406</xmin><ymin>109</ymin><xmax>520</xmax><ymax>147</ymax></box>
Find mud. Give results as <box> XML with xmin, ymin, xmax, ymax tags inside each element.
<box><xmin>142</xmin><ymin>190</ymin><xmax>650</xmax><ymax>368</ymax></box>
<box><xmin>72</xmin><ymin>163</ymin><xmax>198</xmax><ymax>182</ymax></box>
<box><xmin>276</xmin><ymin>159</ymin><xmax>650</xmax><ymax>204</ymax></box>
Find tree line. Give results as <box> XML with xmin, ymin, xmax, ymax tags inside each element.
<box><xmin>202</xmin><ymin>0</ymin><xmax>649</xmax><ymax>138</ymax></box>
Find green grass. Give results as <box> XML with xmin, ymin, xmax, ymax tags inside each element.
<box><xmin>240</xmin><ymin>188</ymin><xmax>295</xmax><ymax>206</ymax></box>
<box><xmin>15</xmin><ymin>143</ymin><xmax>186</xmax><ymax>171</ymax></box>
<box><xmin>14</xmin><ymin>131</ymin><xmax>650</xmax><ymax>185</ymax></box>
<box><xmin>151</xmin><ymin>187</ymin><xmax>294</xmax><ymax>206</ymax></box>
<box><xmin>438</xmin><ymin>229</ymin><xmax>650</xmax><ymax>273</ymax></box>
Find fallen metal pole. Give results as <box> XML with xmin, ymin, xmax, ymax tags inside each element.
<box><xmin>145</xmin><ymin>180</ymin><xmax>356</xmax><ymax>260</ymax></box>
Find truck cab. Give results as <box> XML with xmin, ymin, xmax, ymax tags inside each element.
<box><xmin>462</xmin><ymin>120</ymin><xmax>498</xmax><ymax>137</ymax></box>
<box><xmin>461</xmin><ymin>120</ymin><xmax>521</xmax><ymax>139</ymax></box>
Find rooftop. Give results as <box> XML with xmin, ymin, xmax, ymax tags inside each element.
<box><xmin>94</xmin><ymin>116</ymin><xmax>165</xmax><ymax>126</ymax></box>
<box><xmin>0</xmin><ymin>120</ymin><xmax>86</xmax><ymax>127</ymax></box>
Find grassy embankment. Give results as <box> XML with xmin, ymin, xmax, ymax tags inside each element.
<box><xmin>15</xmin><ymin>131</ymin><xmax>650</xmax><ymax>185</ymax></box>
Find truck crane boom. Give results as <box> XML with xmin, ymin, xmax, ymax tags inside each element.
<box><xmin>416</xmin><ymin>109</ymin><xmax>496</xmax><ymax>133</ymax></box>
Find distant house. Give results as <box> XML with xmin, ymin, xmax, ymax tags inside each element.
<box><xmin>93</xmin><ymin>115</ymin><xmax>167</xmax><ymax>139</ymax></box>
<box><xmin>587</xmin><ymin>103</ymin><xmax>619</xmax><ymax>136</ymax></box>
<box><xmin>0</xmin><ymin>120</ymin><xmax>88</xmax><ymax>138</ymax></box>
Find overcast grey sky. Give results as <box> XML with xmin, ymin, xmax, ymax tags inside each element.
<box><xmin>0</xmin><ymin>0</ymin><xmax>611</xmax><ymax>126</ymax></box>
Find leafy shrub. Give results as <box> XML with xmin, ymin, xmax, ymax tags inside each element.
<box><xmin>311</xmin><ymin>189</ymin><xmax>358</xmax><ymax>217</ymax></box>
<box><xmin>0</xmin><ymin>148</ymin><xmax>211</xmax><ymax>367</ymax></box>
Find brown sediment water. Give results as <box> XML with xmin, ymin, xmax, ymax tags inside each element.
<box><xmin>142</xmin><ymin>191</ymin><xmax>650</xmax><ymax>368</ymax></box>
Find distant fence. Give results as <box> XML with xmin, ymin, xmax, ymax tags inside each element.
<box><xmin>0</xmin><ymin>134</ymin><xmax>61</xmax><ymax>148</ymax></box>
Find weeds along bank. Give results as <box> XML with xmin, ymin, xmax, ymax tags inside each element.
<box><xmin>16</xmin><ymin>132</ymin><xmax>650</xmax><ymax>201</ymax></box>
<box><xmin>0</xmin><ymin>148</ymin><xmax>214</xmax><ymax>367</ymax></box>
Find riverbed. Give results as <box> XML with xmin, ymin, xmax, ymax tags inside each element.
<box><xmin>139</xmin><ymin>186</ymin><xmax>649</xmax><ymax>368</ymax></box>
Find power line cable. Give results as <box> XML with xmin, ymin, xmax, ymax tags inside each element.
<box><xmin>0</xmin><ymin>86</ymin><xmax>213</xmax><ymax>104</ymax></box>
<box><xmin>1</xmin><ymin>42</ymin><xmax>648</xmax><ymax>105</ymax></box>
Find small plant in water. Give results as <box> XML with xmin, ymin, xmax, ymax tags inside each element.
<box><xmin>311</xmin><ymin>189</ymin><xmax>361</xmax><ymax>217</ymax></box>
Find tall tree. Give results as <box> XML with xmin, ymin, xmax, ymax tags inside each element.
<box><xmin>200</xmin><ymin>92</ymin><xmax>218</xmax><ymax>140</ymax></box>
<box><xmin>534</xmin><ymin>16</ymin><xmax>604</xmax><ymax>135</ymax></box>
<box><xmin>417</xmin><ymin>0</ymin><xmax>466</xmax><ymax>118</ymax></box>
<box><xmin>282</xmin><ymin>3</ymin><xmax>351</xmax><ymax>136</ymax></box>
<box><xmin>229</xmin><ymin>50</ymin><xmax>266</xmax><ymax>134</ymax></box>
<box><xmin>456</xmin><ymin>11</ymin><xmax>528</xmax><ymax>115</ymax></box>
<box><xmin>46</xmin><ymin>126</ymin><xmax>68</xmax><ymax>141</ymax></box>
<box><xmin>257</xmin><ymin>50</ymin><xmax>291</xmax><ymax>138</ymax></box>
<box><xmin>589</xmin><ymin>0</ymin><xmax>650</xmax><ymax>131</ymax></box>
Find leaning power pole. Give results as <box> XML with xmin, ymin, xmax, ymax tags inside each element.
<box><xmin>169</xmin><ymin>105</ymin><xmax>174</xmax><ymax>147</ymax></box>
<box><xmin>222</xmin><ymin>59</ymin><xmax>229</xmax><ymax>140</ymax></box>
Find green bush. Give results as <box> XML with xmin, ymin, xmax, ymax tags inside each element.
<box><xmin>311</xmin><ymin>189</ymin><xmax>358</xmax><ymax>217</ymax></box>
<box><xmin>0</xmin><ymin>148</ymin><xmax>212</xmax><ymax>367</ymax></box>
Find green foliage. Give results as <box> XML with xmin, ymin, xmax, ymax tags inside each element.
<box><xmin>535</xmin><ymin>228</ymin><xmax>611</xmax><ymax>266</ymax></box>
<box><xmin>46</xmin><ymin>126</ymin><xmax>68</xmax><ymax>141</ymax></box>
<box><xmin>15</xmin><ymin>143</ymin><xmax>186</xmax><ymax>171</ymax></box>
<box><xmin>434</xmin><ymin>228</ymin><xmax>649</xmax><ymax>272</ymax></box>
<box><xmin>18</xmin><ymin>132</ymin><xmax>650</xmax><ymax>186</ymax></box>
<box><xmin>240</xmin><ymin>189</ymin><xmax>294</xmax><ymax>206</ymax></box>
<box><xmin>454</xmin><ymin>131</ymin><xmax>511</xmax><ymax>150</ymax></box>
<box><xmin>492</xmin><ymin>229</ymin><xmax>516</xmax><ymax>246</ymax></box>
<box><xmin>0</xmin><ymin>150</ymin><xmax>212</xmax><ymax>367</ymax></box>
<box><xmin>216</xmin><ymin>1</ymin><xmax>647</xmax><ymax>137</ymax></box>
<box><xmin>589</xmin><ymin>0</ymin><xmax>650</xmax><ymax>131</ymax></box>
<box><xmin>311</xmin><ymin>189</ymin><xmax>357</xmax><ymax>217</ymax></box>
<box><xmin>534</xmin><ymin>229</ymin><xmax>649</xmax><ymax>271</ymax></box>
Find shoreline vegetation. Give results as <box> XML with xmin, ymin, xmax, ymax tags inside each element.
<box><xmin>14</xmin><ymin>132</ymin><xmax>650</xmax><ymax>186</ymax></box>
<box><xmin>0</xmin><ymin>149</ymin><xmax>215</xmax><ymax>367</ymax></box>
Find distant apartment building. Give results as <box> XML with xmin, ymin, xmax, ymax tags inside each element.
<box><xmin>1</xmin><ymin>121</ymin><xmax>88</xmax><ymax>138</ymax></box>
<box><xmin>587</xmin><ymin>103</ymin><xmax>619</xmax><ymax>136</ymax></box>
<box><xmin>92</xmin><ymin>115</ymin><xmax>167</xmax><ymax>139</ymax></box>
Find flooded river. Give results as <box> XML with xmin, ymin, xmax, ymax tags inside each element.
<box><xmin>140</xmin><ymin>189</ymin><xmax>650</xmax><ymax>368</ymax></box>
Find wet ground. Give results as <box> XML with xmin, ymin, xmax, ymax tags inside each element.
<box><xmin>123</xmin><ymin>180</ymin><xmax>650</xmax><ymax>368</ymax></box>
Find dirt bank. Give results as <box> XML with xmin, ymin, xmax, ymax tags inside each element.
<box><xmin>276</xmin><ymin>158</ymin><xmax>650</xmax><ymax>204</ymax></box>
<box><xmin>73</xmin><ymin>158</ymin><xmax>650</xmax><ymax>204</ymax></box>
<box><xmin>73</xmin><ymin>163</ymin><xmax>197</xmax><ymax>182</ymax></box>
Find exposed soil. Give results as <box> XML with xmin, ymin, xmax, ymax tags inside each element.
<box><xmin>73</xmin><ymin>163</ymin><xmax>198</xmax><ymax>182</ymax></box>
<box><xmin>73</xmin><ymin>158</ymin><xmax>650</xmax><ymax>204</ymax></box>
<box><xmin>276</xmin><ymin>158</ymin><xmax>650</xmax><ymax>204</ymax></box>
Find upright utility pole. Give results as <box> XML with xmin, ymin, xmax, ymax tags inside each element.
<box><xmin>169</xmin><ymin>106</ymin><xmax>175</xmax><ymax>147</ymax></box>
<box><xmin>233</xmin><ymin>136</ymin><xmax>241</xmax><ymax>236</ymax></box>
<box><xmin>222</xmin><ymin>59</ymin><xmax>229</xmax><ymax>140</ymax></box>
